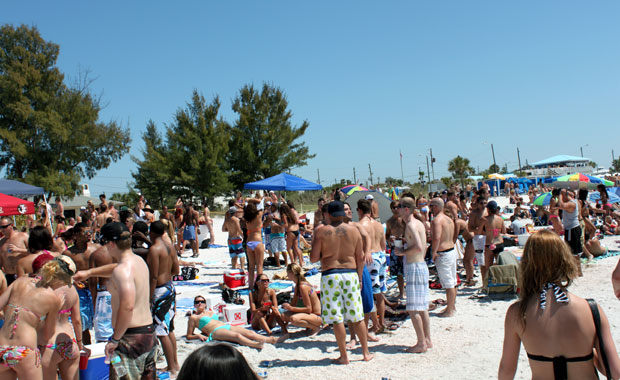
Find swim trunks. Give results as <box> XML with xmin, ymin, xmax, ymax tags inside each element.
<box><xmin>320</xmin><ymin>269</ymin><xmax>364</xmax><ymax>324</ymax></box>
<box><xmin>4</xmin><ymin>273</ymin><xmax>16</xmax><ymax>287</ymax></box>
<box><xmin>269</xmin><ymin>234</ymin><xmax>287</xmax><ymax>253</ymax></box>
<box><xmin>472</xmin><ymin>235</ymin><xmax>486</xmax><ymax>267</ymax></box>
<box><xmin>227</xmin><ymin>237</ymin><xmax>246</xmax><ymax>259</ymax></box>
<box><xmin>152</xmin><ymin>281</ymin><xmax>176</xmax><ymax>337</ymax></box>
<box><xmin>435</xmin><ymin>248</ymin><xmax>457</xmax><ymax>289</ymax></box>
<box><xmin>369</xmin><ymin>251</ymin><xmax>387</xmax><ymax>294</ymax></box>
<box><xmin>404</xmin><ymin>260</ymin><xmax>430</xmax><ymax>311</ymax></box>
<box><xmin>361</xmin><ymin>266</ymin><xmax>374</xmax><ymax>314</ymax></box>
<box><xmin>110</xmin><ymin>324</ymin><xmax>157</xmax><ymax>380</ymax></box>
<box><xmin>183</xmin><ymin>225</ymin><xmax>196</xmax><ymax>241</ymax></box>
<box><xmin>77</xmin><ymin>288</ymin><xmax>94</xmax><ymax>331</ymax></box>
<box><xmin>388</xmin><ymin>248</ymin><xmax>404</xmax><ymax>277</ymax></box>
<box><xmin>94</xmin><ymin>290</ymin><xmax>113</xmax><ymax>342</ymax></box>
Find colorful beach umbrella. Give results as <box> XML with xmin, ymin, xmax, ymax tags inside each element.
<box><xmin>488</xmin><ymin>173</ymin><xmax>505</xmax><ymax>180</ymax></box>
<box><xmin>551</xmin><ymin>173</ymin><xmax>614</xmax><ymax>189</ymax></box>
<box><xmin>532</xmin><ymin>192</ymin><xmax>553</xmax><ymax>206</ymax></box>
<box><xmin>340</xmin><ymin>185</ymin><xmax>369</xmax><ymax>195</ymax></box>
<box><xmin>589</xmin><ymin>191</ymin><xmax>620</xmax><ymax>204</ymax></box>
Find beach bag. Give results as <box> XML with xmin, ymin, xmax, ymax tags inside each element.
<box><xmin>222</xmin><ymin>288</ymin><xmax>245</xmax><ymax>305</ymax></box>
<box><xmin>587</xmin><ymin>299</ymin><xmax>612</xmax><ymax>379</ymax></box>
<box><xmin>200</xmin><ymin>238</ymin><xmax>211</xmax><ymax>249</ymax></box>
<box><xmin>276</xmin><ymin>291</ymin><xmax>291</xmax><ymax>305</ymax></box>
<box><xmin>174</xmin><ymin>267</ymin><xmax>199</xmax><ymax>281</ymax></box>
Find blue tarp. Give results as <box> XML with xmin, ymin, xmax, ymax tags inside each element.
<box><xmin>244</xmin><ymin>173</ymin><xmax>322</xmax><ymax>191</ymax></box>
<box><xmin>0</xmin><ymin>179</ymin><xmax>45</xmax><ymax>197</ymax></box>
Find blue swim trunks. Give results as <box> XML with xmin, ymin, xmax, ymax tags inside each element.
<box><xmin>94</xmin><ymin>290</ymin><xmax>113</xmax><ymax>342</ymax></box>
<box><xmin>370</xmin><ymin>251</ymin><xmax>387</xmax><ymax>294</ymax></box>
<box><xmin>78</xmin><ymin>288</ymin><xmax>94</xmax><ymax>331</ymax></box>
<box><xmin>361</xmin><ymin>266</ymin><xmax>374</xmax><ymax>314</ymax></box>
<box><xmin>183</xmin><ymin>225</ymin><xmax>196</xmax><ymax>241</ymax></box>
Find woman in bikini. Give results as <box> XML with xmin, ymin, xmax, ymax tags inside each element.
<box><xmin>597</xmin><ymin>184</ymin><xmax>612</xmax><ymax>217</ymax></box>
<box><xmin>499</xmin><ymin>230</ymin><xmax>620</xmax><ymax>379</ymax></box>
<box><xmin>477</xmin><ymin>200</ymin><xmax>506</xmax><ymax>285</ymax></box>
<box><xmin>280</xmin><ymin>203</ymin><xmax>302</xmax><ymax>267</ymax></box>
<box><xmin>17</xmin><ymin>227</ymin><xmax>60</xmax><ymax>278</ymax></box>
<box><xmin>0</xmin><ymin>257</ymin><xmax>74</xmax><ymax>380</ymax></box>
<box><xmin>249</xmin><ymin>274</ymin><xmax>288</xmax><ymax>338</ymax></box>
<box><xmin>37</xmin><ymin>255</ymin><xmax>85</xmax><ymax>380</ymax></box>
<box><xmin>244</xmin><ymin>201</ymin><xmax>264</xmax><ymax>289</ymax></box>
<box><xmin>186</xmin><ymin>295</ymin><xmax>279</xmax><ymax>349</ymax></box>
<box><xmin>281</xmin><ymin>264</ymin><xmax>322</xmax><ymax>335</ymax></box>
<box><xmin>548</xmin><ymin>188</ymin><xmax>564</xmax><ymax>236</ymax></box>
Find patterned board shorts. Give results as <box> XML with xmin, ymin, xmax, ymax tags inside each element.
<box><xmin>94</xmin><ymin>290</ymin><xmax>113</xmax><ymax>342</ymax></box>
<box><xmin>320</xmin><ymin>270</ymin><xmax>364</xmax><ymax>324</ymax></box>
<box><xmin>404</xmin><ymin>260</ymin><xmax>430</xmax><ymax>311</ymax></box>
<box><xmin>388</xmin><ymin>248</ymin><xmax>404</xmax><ymax>276</ymax></box>
<box><xmin>269</xmin><ymin>234</ymin><xmax>287</xmax><ymax>253</ymax></box>
<box><xmin>369</xmin><ymin>251</ymin><xmax>387</xmax><ymax>294</ymax></box>
<box><xmin>228</xmin><ymin>237</ymin><xmax>246</xmax><ymax>259</ymax></box>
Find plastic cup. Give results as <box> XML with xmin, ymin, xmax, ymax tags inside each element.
<box><xmin>263</xmin><ymin>302</ymin><xmax>272</xmax><ymax>308</ymax></box>
<box><xmin>393</xmin><ymin>239</ymin><xmax>403</xmax><ymax>249</ymax></box>
<box><xmin>79</xmin><ymin>350</ymin><xmax>90</xmax><ymax>370</ymax></box>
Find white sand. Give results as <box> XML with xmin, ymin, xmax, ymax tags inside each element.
<box><xmin>168</xmin><ymin>197</ymin><xmax>620</xmax><ymax>380</ymax></box>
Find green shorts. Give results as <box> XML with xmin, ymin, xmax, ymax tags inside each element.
<box><xmin>320</xmin><ymin>269</ymin><xmax>364</xmax><ymax>324</ymax></box>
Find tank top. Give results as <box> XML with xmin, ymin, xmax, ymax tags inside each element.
<box><xmin>561</xmin><ymin>199</ymin><xmax>580</xmax><ymax>230</ymax></box>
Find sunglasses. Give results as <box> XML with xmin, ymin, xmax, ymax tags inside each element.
<box><xmin>396</xmin><ymin>205</ymin><xmax>407</xmax><ymax>209</ymax></box>
<box><xmin>0</xmin><ymin>224</ymin><xmax>11</xmax><ymax>229</ymax></box>
<box><xmin>259</xmin><ymin>279</ymin><xmax>270</xmax><ymax>283</ymax></box>
<box><xmin>194</xmin><ymin>300</ymin><xmax>206</xmax><ymax>304</ymax></box>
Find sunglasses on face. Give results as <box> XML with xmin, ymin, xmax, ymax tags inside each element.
<box><xmin>397</xmin><ymin>205</ymin><xmax>407</xmax><ymax>209</ymax></box>
<box><xmin>0</xmin><ymin>224</ymin><xmax>11</xmax><ymax>229</ymax></box>
<box><xmin>194</xmin><ymin>300</ymin><xmax>206</xmax><ymax>304</ymax></box>
<box><xmin>259</xmin><ymin>279</ymin><xmax>270</xmax><ymax>283</ymax></box>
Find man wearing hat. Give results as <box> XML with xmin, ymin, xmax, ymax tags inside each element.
<box><xmin>74</xmin><ymin>222</ymin><xmax>157</xmax><ymax>379</ymax></box>
<box><xmin>365</xmin><ymin>194</ymin><xmax>380</xmax><ymax>221</ymax></box>
<box><xmin>310</xmin><ymin>201</ymin><xmax>373</xmax><ymax>364</ymax></box>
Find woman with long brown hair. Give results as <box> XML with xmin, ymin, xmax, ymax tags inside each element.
<box><xmin>499</xmin><ymin>230</ymin><xmax>620</xmax><ymax>379</ymax></box>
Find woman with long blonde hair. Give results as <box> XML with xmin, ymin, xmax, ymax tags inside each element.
<box><xmin>281</xmin><ymin>264</ymin><xmax>321</xmax><ymax>335</ymax></box>
<box><xmin>499</xmin><ymin>230</ymin><xmax>620</xmax><ymax>379</ymax></box>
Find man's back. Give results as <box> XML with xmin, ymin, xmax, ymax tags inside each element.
<box><xmin>314</xmin><ymin>223</ymin><xmax>361</xmax><ymax>270</ymax></box>
<box><xmin>148</xmin><ymin>238</ymin><xmax>178</xmax><ymax>286</ymax></box>
<box><xmin>360</xmin><ymin>217</ymin><xmax>384</xmax><ymax>253</ymax></box>
<box><xmin>433</xmin><ymin>214</ymin><xmax>454</xmax><ymax>251</ymax></box>
<box><xmin>89</xmin><ymin>245</ymin><xmax>113</xmax><ymax>290</ymax></box>
<box><xmin>110</xmin><ymin>252</ymin><xmax>152</xmax><ymax>328</ymax></box>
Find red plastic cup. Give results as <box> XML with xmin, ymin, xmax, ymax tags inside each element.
<box><xmin>79</xmin><ymin>350</ymin><xmax>90</xmax><ymax>370</ymax></box>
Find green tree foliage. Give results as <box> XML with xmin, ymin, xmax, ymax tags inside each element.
<box><xmin>384</xmin><ymin>176</ymin><xmax>404</xmax><ymax>186</ymax></box>
<box><xmin>133</xmin><ymin>90</ymin><xmax>230</xmax><ymax>205</ymax></box>
<box><xmin>612</xmin><ymin>158</ymin><xmax>620</xmax><ymax>173</ymax></box>
<box><xmin>440</xmin><ymin>177</ymin><xmax>453</xmax><ymax>188</ymax></box>
<box><xmin>131</xmin><ymin>121</ymin><xmax>173</xmax><ymax>208</ymax></box>
<box><xmin>488</xmin><ymin>164</ymin><xmax>500</xmax><ymax>173</ymax></box>
<box><xmin>448</xmin><ymin>156</ymin><xmax>475</xmax><ymax>186</ymax></box>
<box><xmin>588</xmin><ymin>161</ymin><xmax>597</xmax><ymax>168</ymax></box>
<box><xmin>0</xmin><ymin>24</ymin><xmax>131</xmax><ymax>196</ymax></box>
<box><xmin>228</xmin><ymin>83</ymin><xmax>315</xmax><ymax>190</ymax></box>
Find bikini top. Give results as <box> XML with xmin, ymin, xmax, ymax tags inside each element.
<box><xmin>198</xmin><ymin>313</ymin><xmax>219</xmax><ymax>330</ymax></box>
<box><xmin>7</xmin><ymin>303</ymin><xmax>46</xmax><ymax>339</ymax></box>
<box><xmin>526</xmin><ymin>283</ymin><xmax>593</xmax><ymax>379</ymax></box>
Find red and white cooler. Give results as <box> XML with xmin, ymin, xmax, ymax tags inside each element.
<box><xmin>223</xmin><ymin>269</ymin><xmax>246</xmax><ymax>288</ymax></box>
<box><xmin>224</xmin><ymin>305</ymin><xmax>248</xmax><ymax>326</ymax></box>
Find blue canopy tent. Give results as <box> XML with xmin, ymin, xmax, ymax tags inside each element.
<box><xmin>0</xmin><ymin>179</ymin><xmax>50</xmax><ymax>230</ymax></box>
<box><xmin>244</xmin><ymin>173</ymin><xmax>322</xmax><ymax>191</ymax></box>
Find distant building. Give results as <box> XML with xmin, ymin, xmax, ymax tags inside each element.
<box><xmin>525</xmin><ymin>155</ymin><xmax>593</xmax><ymax>177</ymax></box>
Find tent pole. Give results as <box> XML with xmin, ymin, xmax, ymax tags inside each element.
<box><xmin>43</xmin><ymin>193</ymin><xmax>54</xmax><ymax>235</ymax></box>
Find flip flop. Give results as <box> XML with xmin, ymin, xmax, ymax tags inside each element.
<box><xmin>432</xmin><ymin>299</ymin><xmax>447</xmax><ymax>306</ymax></box>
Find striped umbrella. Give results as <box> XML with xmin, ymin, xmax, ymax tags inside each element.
<box><xmin>340</xmin><ymin>185</ymin><xmax>369</xmax><ymax>195</ymax></box>
<box><xmin>532</xmin><ymin>192</ymin><xmax>553</xmax><ymax>206</ymax></box>
<box><xmin>551</xmin><ymin>173</ymin><xmax>614</xmax><ymax>189</ymax></box>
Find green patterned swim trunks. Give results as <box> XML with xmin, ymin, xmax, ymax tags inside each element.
<box><xmin>320</xmin><ymin>269</ymin><xmax>364</xmax><ymax>324</ymax></box>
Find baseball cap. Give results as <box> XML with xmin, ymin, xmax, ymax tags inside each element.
<box><xmin>228</xmin><ymin>206</ymin><xmax>238</xmax><ymax>214</ymax></box>
<box><xmin>365</xmin><ymin>194</ymin><xmax>374</xmax><ymax>200</ymax></box>
<box><xmin>328</xmin><ymin>201</ymin><xmax>346</xmax><ymax>217</ymax></box>
<box><xmin>100</xmin><ymin>222</ymin><xmax>130</xmax><ymax>244</ymax></box>
<box><xmin>487</xmin><ymin>200</ymin><xmax>499</xmax><ymax>211</ymax></box>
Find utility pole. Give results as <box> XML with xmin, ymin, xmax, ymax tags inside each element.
<box><xmin>368</xmin><ymin>164</ymin><xmax>374</xmax><ymax>185</ymax></box>
<box><xmin>613</xmin><ymin>149</ymin><xmax>615</xmax><ymax>163</ymax></box>
<box><xmin>429</xmin><ymin>148</ymin><xmax>436</xmax><ymax>183</ymax></box>
<box><xmin>353</xmin><ymin>167</ymin><xmax>357</xmax><ymax>184</ymax></box>
<box><xmin>400</xmin><ymin>150</ymin><xmax>404</xmax><ymax>182</ymax></box>
<box><xmin>426</xmin><ymin>156</ymin><xmax>431</xmax><ymax>192</ymax></box>
<box><xmin>517</xmin><ymin>147</ymin><xmax>522</xmax><ymax>173</ymax></box>
<box><xmin>491</xmin><ymin>144</ymin><xmax>497</xmax><ymax>169</ymax></box>
<box><xmin>317</xmin><ymin>169</ymin><xmax>321</xmax><ymax>185</ymax></box>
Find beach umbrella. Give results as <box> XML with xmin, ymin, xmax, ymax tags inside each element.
<box><xmin>551</xmin><ymin>173</ymin><xmax>614</xmax><ymax>189</ymax></box>
<box><xmin>589</xmin><ymin>191</ymin><xmax>620</xmax><ymax>204</ymax></box>
<box><xmin>340</xmin><ymin>185</ymin><xmax>369</xmax><ymax>195</ymax></box>
<box><xmin>488</xmin><ymin>173</ymin><xmax>505</xmax><ymax>180</ymax></box>
<box><xmin>532</xmin><ymin>192</ymin><xmax>553</xmax><ymax>206</ymax></box>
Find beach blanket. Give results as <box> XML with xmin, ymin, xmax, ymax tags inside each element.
<box><xmin>593</xmin><ymin>250</ymin><xmax>620</xmax><ymax>261</ymax></box>
<box><xmin>486</xmin><ymin>251</ymin><xmax>519</xmax><ymax>294</ymax></box>
<box><xmin>173</xmin><ymin>281</ymin><xmax>218</xmax><ymax>287</ymax></box>
<box><xmin>209</xmin><ymin>244</ymin><xmax>226</xmax><ymax>248</ymax></box>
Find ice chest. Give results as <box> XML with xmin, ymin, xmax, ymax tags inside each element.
<box><xmin>79</xmin><ymin>342</ymin><xmax>109</xmax><ymax>380</ymax></box>
<box><xmin>204</xmin><ymin>295</ymin><xmax>225</xmax><ymax>312</ymax></box>
<box><xmin>224</xmin><ymin>269</ymin><xmax>246</xmax><ymax>288</ymax></box>
<box><xmin>224</xmin><ymin>304</ymin><xmax>248</xmax><ymax>326</ymax></box>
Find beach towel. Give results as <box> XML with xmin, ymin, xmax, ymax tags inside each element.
<box><xmin>486</xmin><ymin>251</ymin><xmax>519</xmax><ymax>294</ymax></box>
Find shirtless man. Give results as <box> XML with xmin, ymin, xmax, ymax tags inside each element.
<box><xmin>181</xmin><ymin>204</ymin><xmax>200</xmax><ymax>258</ymax></box>
<box><xmin>478</xmin><ymin>200</ymin><xmax>506</xmax><ymax>285</ymax></box>
<box><xmin>75</xmin><ymin>222</ymin><xmax>157</xmax><ymax>379</ymax></box>
<box><xmin>445</xmin><ymin>191</ymin><xmax>460</xmax><ymax>221</ymax></box>
<box><xmin>63</xmin><ymin>222</ymin><xmax>99</xmax><ymax>344</ymax></box>
<box><xmin>394</xmin><ymin>197</ymin><xmax>431</xmax><ymax>353</ymax></box>
<box><xmin>108</xmin><ymin>203</ymin><xmax>118</xmax><ymax>222</ymax></box>
<box><xmin>430</xmin><ymin>198</ymin><xmax>457</xmax><ymax>317</ymax></box>
<box><xmin>148</xmin><ymin>221</ymin><xmax>180</xmax><ymax>375</ymax></box>
<box><xmin>54</xmin><ymin>197</ymin><xmax>64</xmax><ymax>218</ymax></box>
<box><xmin>95</xmin><ymin>203</ymin><xmax>111</xmax><ymax>238</ymax></box>
<box><xmin>0</xmin><ymin>217</ymin><xmax>29</xmax><ymax>286</ymax></box>
<box><xmin>386</xmin><ymin>201</ymin><xmax>406</xmax><ymax>299</ymax></box>
<box><xmin>89</xmin><ymin>243</ymin><xmax>115</xmax><ymax>343</ymax></box>
<box><xmin>313</xmin><ymin>198</ymin><xmax>326</xmax><ymax>230</ymax></box>
<box><xmin>223</xmin><ymin>207</ymin><xmax>246</xmax><ymax>270</ymax></box>
<box><xmin>357</xmin><ymin>199</ymin><xmax>388</xmax><ymax>332</ymax></box>
<box><xmin>202</xmin><ymin>204</ymin><xmax>215</xmax><ymax>243</ymax></box>
<box><xmin>366</xmin><ymin>195</ymin><xmax>380</xmax><ymax>221</ymax></box>
<box><xmin>268</xmin><ymin>204</ymin><xmax>288</xmax><ymax>267</ymax></box>
<box><xmin>468</xmin><ymin>196</ymin><xmax>488</xmax><ymax>284</ymax></box>
<box><xmin>310</xmin><ymin>201</ymin><xmax>373</xmax><ymax>364</ymax></box>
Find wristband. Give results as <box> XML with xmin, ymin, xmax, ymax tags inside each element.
<box><xmin>108</xmin><ymin>336</ymin><xmax>120</xmax><ymax>344</ymax></box>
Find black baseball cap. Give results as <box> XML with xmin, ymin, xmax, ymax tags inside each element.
<box><xmin>328</xmin><ymin>201</ymin><xmax>346</xmax><ymax>217</ymax></box>
<box><xmin>487</xmin><ymin>200</ymin><xmax>499</xmax><ymax>211</ymax></box>
<box><xmin>100</xmin><ymin>222</ymin><xmax>130</xmax><ymax>244</ymax></box>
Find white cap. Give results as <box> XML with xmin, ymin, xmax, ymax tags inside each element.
<box><xmin>365</xmin><ymin>194</ymin><xmax>374</xmax><ymax>200</ymax></box>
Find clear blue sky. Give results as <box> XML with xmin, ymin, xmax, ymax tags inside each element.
<box><xmin>3</xmin><ymin>1</ymin><xmax>620</xmax><ymax>195</ymax></box>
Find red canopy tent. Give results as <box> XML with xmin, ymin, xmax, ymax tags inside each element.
<box><xmin>0</xmin><ymin>193</ymin><xmax>35</xmax><ymax>216</ymax></box>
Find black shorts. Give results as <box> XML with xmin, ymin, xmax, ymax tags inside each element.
<box><xmin>564</xmin><ymin>226</ymin><xmax>582</xmax><ymax>255</ymax></box>
<box><xmin>485</xmin><ymin>243</ymin><xmax>505</xmax><ymax>256</ymax></box>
